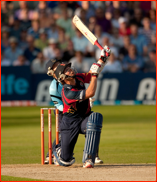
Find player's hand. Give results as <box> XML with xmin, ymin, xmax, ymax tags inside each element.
<box><xmin>90</xmin><ymin>63</ymin><xmax>101</xmax><ymax>75</ymax></box>
<box><xmin>100</xmin><ymin>45</ymin><xmax>111</xmax><ymax>62</ymax></box>
<box><xmin>90</xmin><ymin>46</ymin><xmax>111</xmax><ymax>75</ymax></box>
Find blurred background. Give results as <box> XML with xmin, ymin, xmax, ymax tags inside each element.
<box><xmin>1</xmin><ymin>1</ymin><xmax>156</xmax><ymax>106</ymax></box>
<box><xmin>1</xmin><ymin>2</ymin><xmax>156</xmax><ymax>175</ymax></box>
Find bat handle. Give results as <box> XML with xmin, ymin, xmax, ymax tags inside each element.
<box><xmin>94</xmin><ymin>40</ymin><xmax>103</xmax><ymax>50</ymax></box>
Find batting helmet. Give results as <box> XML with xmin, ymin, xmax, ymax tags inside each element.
<box><xmin>55</xmin><ymin>63</ymin><xmax>72</xmax><ymax>82</ymax></box>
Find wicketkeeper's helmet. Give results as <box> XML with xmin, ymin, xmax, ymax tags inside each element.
<box><xmin>46</xmin><ymin>59</ymin><xmax>61</xmax><ymax>77</ymax></box>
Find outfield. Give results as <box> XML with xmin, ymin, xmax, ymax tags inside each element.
<box><xmin>1</xmin><ymin>105</ymin><xmax>156</xmax><ymax>181</ymax></box>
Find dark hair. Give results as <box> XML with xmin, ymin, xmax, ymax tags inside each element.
<box><xmin>75</xmin><ymin>51</ymin><xmax>83</xmax><ymax>56</ymax></box>
<box><xmin>149</xmin><ymin>49</ymin><xmax>156</xmax><ymax>54</ymax></box>
<box><xmin>130</xmin><ymin>23</ymin><xmax>138</xmax><ymax>27</ymax></box>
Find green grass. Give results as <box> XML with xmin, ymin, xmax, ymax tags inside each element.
<box><xmin>1</xmin><ymin>105</ymin><xmax>156</xmax><ymax>164</ymax></box>
<box><xmin>1</xmin><ymin>175</ymin><xmax>46</xmax><ymax>181</ymax></box>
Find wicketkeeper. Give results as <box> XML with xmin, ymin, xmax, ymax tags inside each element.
<box><xmin>44</xmin><ymin>59</ymin><xmax>63</xmax><ymax>164</ymax></box>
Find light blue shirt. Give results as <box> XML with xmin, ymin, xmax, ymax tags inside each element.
<box><xmin>47</xmin><ymin>29</ymin><xmax>59</xmax><ymax>40</ymax></box>
<box><xmin>49</xmin><ymin>79</ymin><xmax>63</xmax><ymax>111</ymax></box>
<box><xmin>130</xmin><ymin>34</ymin><xmax>148</xmax><ymax>56</ymax></box>
<box><xmin>72</xmin><ymin>36</ymin><xmax>89</xmax><ymax>53</ymax></box>
<box><xmin>102</xmin><ymin>60</ymin><xmax>123</xmax><ymax>73</ymax></box>
<box><xmin>4</xmin><ymin>47</ymin><xmax>23</xmax><ymax>64</ymax></box>
<box><xmin>27</xmin><ymin>28</ymin><xmax>39</xmax><ymax>39</ymax></box>
<box><xmin>122</xmin><ymin>55</ymin><xmax>144</xmax><ymax>70</ymax></box>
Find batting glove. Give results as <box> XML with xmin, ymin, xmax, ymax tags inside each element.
<box><xmin>90</xmin><ymin>63</ymin><xmax>101</xmax><ymax>76</ymax></box>
<box><xmin>100</xmin><ymin>45</ymin><xmax>111</xmax><ymax>63</ymax></box>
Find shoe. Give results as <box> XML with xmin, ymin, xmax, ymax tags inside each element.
<box><xmin>83</xmin><ymin>159</ymin><xmax>94</xmax><ymax>168</ymax></box>
<box><xmin>53</xmin><ymin>156</ymin><xmax>60</xmax><ymax>166</ymax></box>
<box><xmin>44</xmin><ymin>155</ymin><xmax>54</xmax><ymax>164</ymax></box>
<box><xmin>95</xmin><ymin>157</ymin><xmax>103</xmax><ymax>164</ymax></box>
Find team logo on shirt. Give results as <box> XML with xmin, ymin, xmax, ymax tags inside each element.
<box><xmin>67</xmin><ymin>105</ymin><xmax>77</xmax><ymax>114</ymax></box>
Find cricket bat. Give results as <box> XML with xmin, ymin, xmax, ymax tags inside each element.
<box><xmin>72</xmin><ymin>15</ymin><xmax>103</xmax><ymax>50</ymax></box>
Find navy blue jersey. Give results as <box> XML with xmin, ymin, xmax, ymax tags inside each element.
<box><xmin>62</xmin><ymin>73</ymin><xmax>91</xmax><ymax>118</ymax></box>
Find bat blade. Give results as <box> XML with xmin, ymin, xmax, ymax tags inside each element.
<box><xmin>72</xmin><ymin>15</ymin><xmax>103</xmax><ymax>50</ymax></box>
<box><xmin>72</xmin><ymin>15</ymin><xmax>97</xmax><ymax>45</ymax></box>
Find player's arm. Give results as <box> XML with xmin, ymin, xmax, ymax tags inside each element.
<box><xmin>49</xmin><ymin>81</ymin><xmax>63</xmax><ymax>112</ymax></box>
<box><xmin>89</xmin><ymin>45</ymin><xmax>111</xmax><ymax>74</ymax></box>
<box><xmin>84</xmin><ymin>46</ymin><xmax>111</xmax><ymax>99</ymax></box>
<box><xmin>85</xmin><ymin>76</ymin><xmax>97</xmax><ymax>99</ymax></box>
<box><xmin>78</xmin><ymin>46</ymin><xmax>111</xmax><ymax>83</ymax></box>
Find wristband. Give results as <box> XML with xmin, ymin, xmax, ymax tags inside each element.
<box><xmin>91</xmin><ymin>73</ymin><xmax>98</xmax><ymax>78</ymax></box>
<box><xmin>100</xmin><ymin>56</ymin><xmax>108</xmax><ymax>63</ymax></box>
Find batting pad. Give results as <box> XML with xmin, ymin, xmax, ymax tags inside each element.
<box><xmin>82</xmin><ymin>112</ymin><xmax>103</xmax><ymax>163</ymax></box>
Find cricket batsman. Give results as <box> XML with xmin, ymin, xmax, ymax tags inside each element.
<box><xmin>52</xmin><ymin>46</ymin><xmax>111</xmax><ymax>168</ymax></box>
